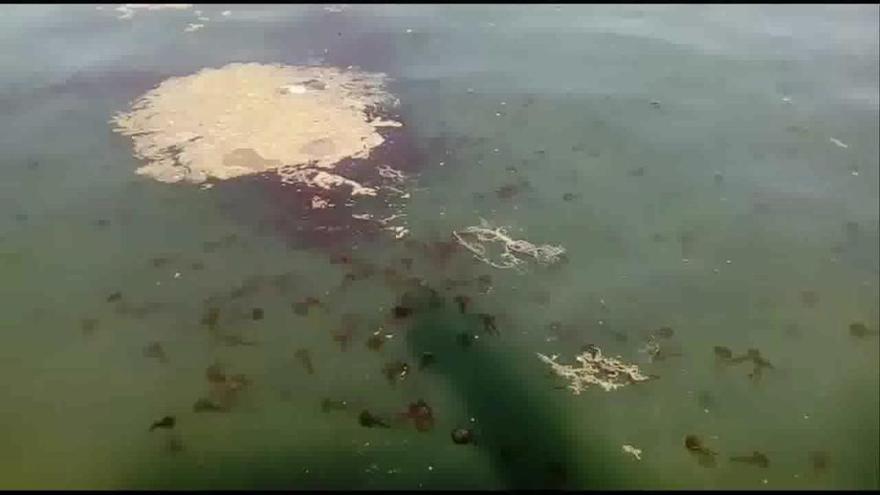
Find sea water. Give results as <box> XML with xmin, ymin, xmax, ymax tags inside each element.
<box><xmin>0</xmin><ymin>4</ymin><xmax>877</xmax><ymax>489</ymax></box>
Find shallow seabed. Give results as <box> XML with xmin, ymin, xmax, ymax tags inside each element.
<box><xmin>0</xmin><ymin>4</ymin><xmax>877</xmax><ymax>490</ymax></box>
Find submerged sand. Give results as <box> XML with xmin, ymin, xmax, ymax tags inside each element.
<box><xmin>111</xmin><ymin>62</ymin><xmax>401</xmax><ymax>186</ymax></box>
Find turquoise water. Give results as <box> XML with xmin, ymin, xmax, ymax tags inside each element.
<box><xmin>0</xmin><ymin>4</ymin><xmax>877</xmax><ymax>489</ymax></box>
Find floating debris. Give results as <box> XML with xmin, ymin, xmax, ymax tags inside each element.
<box><xmin>193</xmin><ymin>398</ymin><xmax>226</xmax><ymax>413</ymax></box>
<box><xmin>622</xmin><ymin>444</ymin><xmax>642</xmax><ymax>460</ymax></box>
<box><xmin>730</xmin><ymin>451</ymin><xmax>770</xmax><ymax>468</ymax></box>
<box><xmin>321</xmin><ymin>398</ymin><xmax>348</xmax><ymax>413</ymax></box>
<box><xmin>451</xmin><ymin>428</ymin><xmax>474</xmax><ymax>445</ymax></box>
<box><xmin>106</xmin><ymin>291</ymin><xmax>123</xmax><ymax>303</ymax></box>
<box><xmin>382</xmin><ymin>360</ymin><xmax>409</xmax><ymax>385</ymax></box>
<box><xmin>95</xmin><ymin>218</ymin><xmax>111</xmax><ymax>228</ymax></box>
<box><xmin>849</xmin><ymin>322</ymin><xmax>878</xmax><ymax>338</ymax></box>
<box><xmin>628</xmin><ymin>167</ymin><xmax>646</xmax><ymax>177</ymax></box>
<box><xmin>251</xmin><ymin>307</ymin><xmax>264</xmax><ymax>321</ymax></box>
<box><xmin>359</xmin><ymin>410</ymin><xmax>390</xmax><ymax>428</ymax></box>
<box><xmin>537</xmin><ymin>347</ymin><xmax>653</xmax><ymax>394</ymax></box>
<box><xmin>149</xmin><ymin>416</ymin><xmax>175</xmax><ymax>432</ymax></box>
<box><xmin>184</xmin><ymin>23</ymin><xmax>204</xmax><ymax>33</ymax></box>
<box><xmin>295</xmin><ymin>348</ymin><xmax>315</xmax><ymax>375</ymax></box>
<box><xmin>829</xmin><ymin>137</ymin><xmax>849</xmax><ymax>149</ymax></box>
<box><xmin>418</xmin><ymin>352</ymin><xmax>436</xmax><ymax>370</ymax></box>
<box><xmin>453</xmin><ymin>218</ymin><xmax>566</xmax><ymax>272</ymax></box>
<box><xmin>142</xmin><ymin>342</ymin><xmax>168</xmax><ymax>363</ymax></box>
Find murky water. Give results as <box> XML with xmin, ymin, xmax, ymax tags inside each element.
<box><xmin>0</xmin><ymin>4</ymin><xmax>877</xmax><ymax>489</ymax></box>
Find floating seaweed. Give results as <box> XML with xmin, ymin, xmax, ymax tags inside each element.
<box><xmin>332</xmin><ymin>329</ymin><xmax>354</xmax><ymax>351</ymax></box>
<box><xmin>150</xmin><ymin>256</ymin><xmax>172</xmax><ymax>268</ymax></box>
<box><xmin>293</xmin><ymin>297</ymin><xmax>322</xmax><ymax>316</ymax></box>
<box><xmin>193</xmin><ymin>398</ymin><xmax>227</xmax><ymax>413</ymax></box>
<box><xmin>685</xmin><ymin>434</ymin><xmax>718</xmax><ymax>467</ymax></box>
<box><xmin>477</xmin><ymin>313</ymin><xmax>499</xmax><ymax>336</ymax></box>
<box><xmin>400</xmin><ymin>285</ymin><xmax>445</xmax><ymax>312</ymax></box>
<box><xmin>201</xmin><ymin>307</ymin><xmax>220</xmax><ymax>329</ymax></box>
<box><xmin>95</xmin><ymin>218</ymin><xmax>111</xmax><ymax>228</ymax></box>
<box><xmin>166</xmin><ymin>435</ymin><xmax>184</xmax><ymax>454</ymax></box>
<box><xmin>117</xmin><ymin>301</ymin><xmax>166</xmax><ymax>319</ymax></box>
<box><xmin>106</xmin><ymin>291</ymin><xmax>123</xmax><ymax>303</ymax></box>
<box><xmin>142</xmin><ymin>342</ymin><xmax>168</xmax><ymax>363</ymax></box>
<box><xmin>329</xmin><ymin>253</ymin><xmax>353</xmax><ymax>265</ymax></box>
<box><xmin>206</xmin><ymin>362</ymin><xmax>226</xmax><ymax>383</ymax></box>
<box><xmin>476</xmin><ymin>274</ymin><xmax>493</xmax><ymax>294</ymax></box>
<box><xmin>456</xmin><ymin>332</ymin><xmax>474</xmax><ymax>349</ymax></box>
<box><xmin>80</xmin><ymin>317</ymin><xmax>99</xmax><ymax>336</ymax></box>
<box><xmin>495</xmin><ymin>178</ymin><xmax>531</xmax><ymax>200</ymax></box>
<box><xmin>191</xmin><ymin>261</ymin><xmax>205</xmax><ymax>271</ymax></box>
<box><xmin>392</xmin><ymin>306</ymin><xmax>413</xmax><ymax>319</ymax></box>
<box><xmin>269</xmin><ymin>272</ymin><xmax>296</xmax><ymax>293</ymax></box>
<box><xmin>219</xmin><ymin>334</ymin><xmax>257</xmax><ymax>347</ymax></box>
<box><xmin>696</xmin><ymin>391</ymin><xmax>716</xmax><ymax>410</ymax></box>
<box><xmin>800</xmin><ymin>290</ymin><xmax>820</xmax><ymax>308</ymax></box>
<box><xmin>730</xmin><ymin>451</ymin><xmax>770</xmax><ymax>468</ymax></box>
<box><xmin>149</xmin><ymin>416</ymin><xmax>175</xmax><ymax>432</ymax></box>
<box><xmin>400</xmin><ymin>257</ymin><xmax>414</xmax><ymax>271</ymax></box>
<box><xmin>251</xmin><ymin>307</ymin><xmax>264</xmax><ymax>321</ymax></box>
<box><xmin>453</xmin><ymin>295</ymin><xmax>471</xmax><ymax>314</ymax></box>
<box><xmin>359</xmin><ymin>410</ymin><xmax>390</xmax><ymax>428</ymax></box>
<box><xmin>809</xmin><ymin>451</ymin><xmax>830</xmax><ymax>473</ymax></box>
<box><xmin>628</xmin><ymin>167</ymin><xmax>646</xmax><ymax>177</ymax></box>
<box><xmin>714</xmin><ymin>346</ymin><xmax>733</xmax><ymax>361</ymax></box>
<box><xmin>849</xmin><ymin>322</ymin><xmax>878</xmax><ymax>338</ymax></box>
<box><xmin>419</xmin><ymin>352</ymin><xmax>436</xmax><ymax>370</ymax></box>
<box><xmin>655</xmin><ymin>327</ymin><xmax>675</xmax><ymax>339</ymax></box>
<box><xmin>382</xmin><ymin>360</ymin><xmax>409</xmax><ymax>386</ymax></box>
<box><xmin>366</xmin><ymin>333</ymin><xmax>385</xmax><ymax>351</ymax></box>
<box><xmin>295</xmin><ymin>348</ymin><xmax>315</xmax><ymax>375</ymax></box>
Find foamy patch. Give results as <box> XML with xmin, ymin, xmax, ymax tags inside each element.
<box><xmin>183</xmin><ymin>23</ymin><xmax>204</xmax><ymax>32</ymax></box>
<box><xmin>111</xmin><ymin>63</ymin><xmax>400</xmax><ymax>188</ymax></box>
<box><xmin>829</xmin><ymin>137</ymin><xmax>849</xmax><ymax>149</ymax></box>
<box><xmin>114</xmin><ymin>4</ymin><xmax>193</xmax><ymax>20</ymax></box>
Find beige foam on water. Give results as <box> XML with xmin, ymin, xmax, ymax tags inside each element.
<box><xmin>111</xmin><ymin>63</ymin><xmax>402</xmax><ymax>192</ymax></box>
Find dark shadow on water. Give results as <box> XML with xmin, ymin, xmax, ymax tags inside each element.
<box><xmin>403</xmin><ymin>303</ymin><xmax>631</xmax><ymax>490</ymax></box>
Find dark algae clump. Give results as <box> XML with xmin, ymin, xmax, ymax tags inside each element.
<box><xmin>149</xmin><ymin>416</ymin><xmax>175</xmax><ymax>432</ymax></box>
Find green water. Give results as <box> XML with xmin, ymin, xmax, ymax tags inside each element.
<box><xmin>1</xmin><ymin>4</ymin><xmax>877</xmax><ymax>490</ymax></box>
